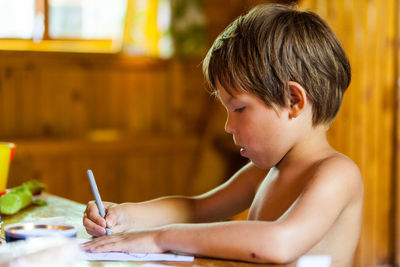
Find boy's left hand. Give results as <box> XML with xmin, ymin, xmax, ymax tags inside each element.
<box><xmin>81</xmin><ymin>228</ymin><xmax>166</xmax><ymax>254</ymax></box>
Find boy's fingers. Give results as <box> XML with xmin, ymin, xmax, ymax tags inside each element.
<box><xmin>85</xmin><ymin>201</ymin><xmax>97</xmax><ymax>211</ymax></box>
<box><xmin>83</xmin><ymin>217</ymin><xmax>105</xmax><ymax>235</ymax></box>
<box><xmin>90</xmin><ymin>214</ymin><xmax>106</xmax><ymax>228</ymax></box>
<box><xmin>84</xmin><ymin>201</ymin><xmax>117</xmax><ymax>235</ymax></box>
<box><xmin>86</xmin><ymin>228</ymin><xmax>103</xmax><ymax>237</ymax></box>
<box><xmin>85</xmin><ymin>203</ymin><xmax>107</xmax><ymax>227</ymax></box>
<box><xmin>102</xmin><ymin>202</ymin><xmax>112</xmax><ymax>209</ymax></box>
<box><xmin>105</xmin><ymin>213</ymin><xmax>116</xmax><ymax>228</ymax></box>
<box><xmin>83</xmin><ymin>217</ymin><xmax>106</xmax><ymax>236</ymax></box>
<box><xmin>87</xmin><ymin>237</ymin><xmax>120</xmax><ymax>253</ymax></box>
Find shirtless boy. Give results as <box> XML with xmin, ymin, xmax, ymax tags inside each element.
<box><xmin>82</xmin><ymin>4</ymin><xmax>363</xmax><ymax>266</ymax></box>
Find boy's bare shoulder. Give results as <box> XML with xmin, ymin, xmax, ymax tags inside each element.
<box><xmin>309</xmin><ymin>152</ymin><xmax>363</xmax><ymax>202</ymax></box>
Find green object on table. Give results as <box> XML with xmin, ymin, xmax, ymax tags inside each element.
<box><xmin>0</xmin><ymin>180</ymin><xmax>46</xmax><ymax>215</ymax></box>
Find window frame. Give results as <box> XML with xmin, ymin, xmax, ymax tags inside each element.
<box><xmin>0</xmin><ymin>0</ymin><xmax>124</xmax><ymax>53</ymax></box>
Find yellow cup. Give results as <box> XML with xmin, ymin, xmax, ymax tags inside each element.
<box><xmin>0</xmin><ymin>142</ymin><xmax>15</xmax><ymax>192</ymax></box>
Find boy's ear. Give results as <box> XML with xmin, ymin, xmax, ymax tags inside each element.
<box><xmin>287</xmin><ymin>81</ymin><xmax>306</xmax><ymax>119</ymax></box>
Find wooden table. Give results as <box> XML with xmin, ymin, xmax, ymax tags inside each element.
<box><xmin>2</xmin><ymin>193</ymin><xmax>280</xmax><ymax>266</ymax></box>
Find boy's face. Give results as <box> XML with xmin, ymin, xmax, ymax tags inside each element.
<box><xmin>217</xmin><ymin>85</ymin><xmax>297</xmax><ymax>170</ymax></box>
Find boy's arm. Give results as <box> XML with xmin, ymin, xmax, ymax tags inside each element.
<box><xmin>192</xmin><ymin>161</ymin><xmax>268</xmax><ymax>222</ymax></box>
<box><xmin>84</xmin><ymin>157</ymin><xmax>362</xmax><ymax>264</ymax></box>
<box><xmin>123</xmin><ymin>163</ymin><xmax>267</xmax><ymax>227</ymax></box>
<box><xmin>169</xmin><ymin>157</ymin><xmax>363</xmax><ymax>262</ymax></box>
<box><xmin>125</xmin><ymin>161</ymin><xmax>267</xmax><ymax>224</ymax></box>
<box><xmin>83</xmin><ymin>220</ymin><xmax>287</xmax><ymax>262</ymax></box>
<box><xmin>156</xmin><ymin>157</ymin><xmax>363</xmax><ymax>263</ymax></box>
<box><xmin>84</xmin><ymin>162</ymin><xmax>267</xmax><ymax>235</ymax></box>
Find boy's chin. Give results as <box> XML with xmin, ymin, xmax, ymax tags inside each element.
<box><xmin>250</xmin><ymin>160</ymin><xmax>273</xmax><ymax>170</ymax></box>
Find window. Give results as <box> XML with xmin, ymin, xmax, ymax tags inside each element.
<box><xmin>0</xmin><ymin>0</ymin><xmax>172</xmax><ymax>56</ymax></box>
<box><xmin>0</xmin><ymin>0</ymin><xmax>35</xmax><ymax>39</ymax></box>
<box><xmin>48</xmin><ymin>0</ymin><xmax>125</xmax><ymax>40</ymax></box>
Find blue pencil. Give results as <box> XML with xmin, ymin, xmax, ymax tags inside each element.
<box><xmin>87</xmin><ymin>169</ymin><xmax>112</xmax><ymax>235</ymax></box>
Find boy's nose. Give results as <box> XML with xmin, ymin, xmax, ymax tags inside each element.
<box><xmin>224</xmin><ymin>118</ymin><xmax>234</xmax><ymax>134</ymax></box>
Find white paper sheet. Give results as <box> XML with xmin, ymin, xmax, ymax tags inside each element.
<box><xmin>81</xmin><ymin>251</ymin><xmax>194</xmax><ymax>262</ymax></box>
<box><xmin>139</xmin><ymin>264</ymin><xmax>172</xmax><ymax>267</ymax></box>
<box><xmin>77</xmin><ymin>239</ymin><xmax>194</xmax><ymax>262</ymax></box>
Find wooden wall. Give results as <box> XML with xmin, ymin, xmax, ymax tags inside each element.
<box><xmin>396</xmin><ymin>0</ymin><xmax>400</xmax><ymax>264</ymax></box>
<box><xmin>0</xmin><ymin>54</ymin><xmax>207</xmax><ymax>138</ymax></box>
<box><xmin>1</xmin><ymin>53</ymin><xmax>228</xmax><ymax>204</ymax></box>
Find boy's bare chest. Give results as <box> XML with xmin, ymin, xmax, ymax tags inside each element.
<box><xmin>247</xmin><ymin>172</ymin><xmax>306</xmax><ymax>221</ymax></box>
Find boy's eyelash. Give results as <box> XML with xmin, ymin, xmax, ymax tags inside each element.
<box><xmin>234</xmin><ymin>107</ymin><xmax>246</xmax><ymax>112</ymax></box>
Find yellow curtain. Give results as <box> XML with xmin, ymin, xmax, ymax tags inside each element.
<box><xmin>122</xmin><ymin>0</ymin><xmax>208</xmax><ymax>58</ymax></box>
<box><xmin>123</xmin><ymin>0</ymin><xmax>164</xmax><ymax>56</ymax></box>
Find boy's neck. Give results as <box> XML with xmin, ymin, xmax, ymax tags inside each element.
<box><xmin>276</xmin><ymin>125</ymin><xmax>332</xmax><ymax>170</ymax></box>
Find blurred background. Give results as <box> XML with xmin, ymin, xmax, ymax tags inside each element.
<box><xmin>0</xmin><ymin>0</ymin><xmax>398</xmax><ymax>266</ymax></box>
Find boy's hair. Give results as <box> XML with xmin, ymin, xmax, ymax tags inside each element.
<box><xmin>202</xmin><ymin>4</ymin><xmax>351</xmax><ymax>125</ymax></box>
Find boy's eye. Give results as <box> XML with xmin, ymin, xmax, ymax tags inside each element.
<box><xmin>234</xmin><ymin>107</ymin><xmax>246</xmax><ymax>112</ymax></box>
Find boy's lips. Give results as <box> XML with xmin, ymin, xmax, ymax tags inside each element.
<box><xmin>240</xmin><ymin>147</ymin><xmax>247</xmax><ymax>157</ymax></box>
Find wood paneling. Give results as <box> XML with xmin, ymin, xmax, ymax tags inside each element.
<box><xmin>299</xmin><ymin>0</ymin><xmax>398</xmax><ymax>266</ymax></box>
<box><xmin>0</xmin><ymin>52</ymin><xmax>227</xmax><ymax>204</ymax></box>
<box><xmin>8</xmin><ymin>136</ymin><xmax>200</xmax><ymax>203</ymax></box>
<box><xmin>0</xmin><ymin>53</ymin><xmax>207</xmax><ymax>138</ymax></box>
<box><xmin>396</xmin><ymin>0</ymin><xmax>400</xmax><ymax>263</ymax></box>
